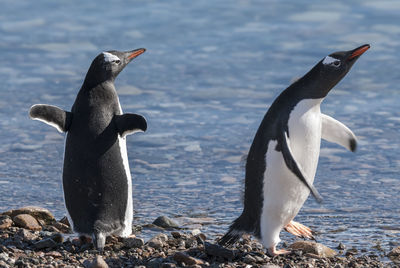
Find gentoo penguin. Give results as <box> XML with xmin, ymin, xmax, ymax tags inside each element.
<box><xmin>219</xmin><ymin>44</ymin><xmax>370</xmax><ymax>255</ymax></box>
<box><xmin>29</xmin><ymin>48</ymin><xmax>147</xmax><ymax>250</ymax></box>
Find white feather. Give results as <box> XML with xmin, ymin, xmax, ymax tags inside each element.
<box><xmin>322</xmin><ymin>56</ymin><xmax>337</xmax><ymax>65</ymax></box>
<box><xmin>102</xmin><ymin>52</ymin><xmax>120</xmax><ymax>63</ymax></box>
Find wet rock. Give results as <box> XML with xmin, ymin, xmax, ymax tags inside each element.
<box><xmin>33</xmin><ymin>238</ymin><xmax>57</xmax><ymax>249</ymax></box>
<box><xmin>58</xmin><ymin>216</ymin><xmax>70</xmax><ymax>226</ymax></box>
<box><xmin>191</xmin><ymin>229</ymin><xmax>201</xmax><ymax>236</ymax></box>
<box><xmin>337</xmin><ymin>242</ymin><xmax>346</xmax><ymax>250</ymax></box>
<box><xmin>161</xmin><ymin>263</ymin><xmax>177</xmax><ymax>268</ymax></box>
<box><xmin>2</xmin><ymin>206</ymin><xmax>55</xmax><ymax>225</ymax></box>
<box><xmin>173</xmin><ymin>252</ymin><xmax>203</xmax><ymax>265</ymax></box>
<box><xmin>289</xmin><ymin>241</ymin><xmax>337</xmax><ymax>258</ymax></box>
<box><xmin>13</xmin><ymin>214</ymin><xmax>42</xmax><ymax>231</ymax></box>
<box><xmin>345</xmin><ymin>247</ymin><xmax>358</xmax><ymax>256</ymax></box>
<box><xmin>122</xmin><ymin>237</ymin><xmax>144</xmax><ymax>248</ymax></box>
<box><xmin>153</xmin><ymin>216</ymin><xmax>179</xmax><ymax>229</ymax></box>
<box><xmin>0</xmin><ymin>215</ymin><xmax>13</xmax><ymax>229</ymax></box>
<box><xmin>204</xmin><ymin>242</ymin><xmax>236</xmax><ymax>259</ymax></box>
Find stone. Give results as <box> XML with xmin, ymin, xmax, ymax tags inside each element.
<box><xmin>16</xmin><ymin>228</ymin><xmax>37</xmax><ymax>242</ymax></box>
<box><xmin>337</xmin><ymin>242</ymin><xmax>346</xmax><ymax>250</ymax></box>
<box><xmin>243</xmin><ymin>254</ymin><xmax>256</xmax><ymax>264</ymax></box>
<box><xmin>161</xmin><ymin>263</ymin><xmax>177</xmax><ymax>268</ymax></box>
<box><xmin>171</xmin><ymin>231</ymin><xmax>181</xmax><ymax>238</ymax></box>
<box><xmin>88</xmin><ymin>255</ymin><xmax>108</xmax><ymax>268</ymax></box>
<box><xmin>191</xmin><ymin>229</ymin><xmax>201</xmax><ymax>236</ymax></box>
<box><xmin>0</xmin><ymin>215</ymin><xmax>13</xmax><ymax>229</ymax></box>
<box><xmin>52</xmin><ymin>222</ymin><xmax>71</xmax><ymax>233</ymax></box>
<box><xmin>152</xmin><ymin>216</ymin><xmax>179</xmax><ymax>229</ymax></box>
<box><xmin>123</xmin><ymin>237</ymin><xmax>144</xmax><ymax>248</ymax></box>
<box><xmin>289</xmin><ymin>241</ymin><xmax>337</xmax><ymax>258</ymax></box>
<box><xmin>388</xmin><ymin>246</ymin><xmax>400</xmax><ymax>261</ymax></box>
<box><xmin>204</xmin><ymin>242</ymin><xmax>236</xmax><ymax>259</ymax></box>
<box><xmin>50</xmin><ymin>233</ymin><xmax>64</xmax><ymax>244</ymax></box>
<box><xmin>13</xmin><ymin>214</ymin><xmax>42</xmax><ymax>231</ymax></box>
<box><xmin>2</xmin><ymin>207</ymin><xmax>55</xmax><ymax>225</ymax></box>
<box><xmin>173</xmin><ymin>252</ymin><xmax>204</xmax><ymax>265</ymax></box>
<box><xmin>33</xmin><ymin>238</ymin><xmax>57</xmax><ymax>249</ymax></box>
<box><xmin>147</xmin><ymin>237</ymin><xmax>164</xmax><ymax>249</ymax></box>
<box><xmin>261</xmin><ymin>265</ymin><xmax>281</xmax><ymax>268</ymax></box>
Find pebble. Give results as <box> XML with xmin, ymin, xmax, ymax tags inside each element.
<box><xmin>84</xmin><ymin>255</ymin><xmax>109</xmax><ymax>268</ymax></box>
<box><xmin>13</xmin><ymin>214</ymin><xmax>42</xmax><ymax>231</ymax></box>
<box><xmin>122</xmin><ymin>237</ymin><xmax>144</xmax><ymax>248</ymax></box>
<box><xmin>33</xmin><ymin>238</ymin><xmax>57</xmax><ymax>249</ymax></box>
<box><xmin>173</xmin><ymin>251</ymin><xmax>204</xmax><ymax>265</ymax></box>
<box><xmin>289</xmin><ymin>241</ymin><xmax>337</xmax><ymax>258</ymax></box>
<box><xmin>0</xmin><ymin>215</ymin><xmax>13</xmax><ymax>229</ymax></box>
<box><xmin>153</xmin><ymin>216</ymin><xmax>179</xmax><ymax>229</ymax></box>
<box><xmin>204</xmin><ymin>242</ymin><xmax>236</xmax><ymax>259</ymax></box>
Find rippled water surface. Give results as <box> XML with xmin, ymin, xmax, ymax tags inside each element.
<box><xmin>1</xmin><ymin>0</ymin><xmax>399</xmax><ymax>255</ymax></box>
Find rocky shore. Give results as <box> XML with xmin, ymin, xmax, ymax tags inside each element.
<box><xmin>0</xmin><ymin>207</ymin><xmax>398</xmax><ymax>267</ymax></box>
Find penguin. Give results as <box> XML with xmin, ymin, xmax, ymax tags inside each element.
<box><xmin>219</xmin><ymin>44</ymin><xmax>370</xmax><ymax>255</ymax></box>
<box><xmin>29</xmin><ymin>48</ymin><xmax>147</xmax><ymax>250</ymax></box>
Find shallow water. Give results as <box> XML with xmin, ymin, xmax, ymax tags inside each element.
<box><xmin>1</xmin><ymin>0</ymin><xmax>399</xmax><ymax>255</ymax></box>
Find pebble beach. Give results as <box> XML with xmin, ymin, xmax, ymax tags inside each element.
<box><xmin>0</xmin><ymin>206</ymin><xmax>399</xmax><ymax>267</ymax></box>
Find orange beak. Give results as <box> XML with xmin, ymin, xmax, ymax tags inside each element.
<box><xmin>128</xmin><ymin>48</ymin><xmax>146</xmax><ymax>60</ymax></box>
<box><xmin>349</xmin><ymin>44</ymin><xmax>370</xmax><ymax>59</ymax></box>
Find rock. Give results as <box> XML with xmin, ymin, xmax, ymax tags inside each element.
<box><xmin>243</xmin><ymin>254</ymin><xmax>256</xmax><ymax>264</ymax></box>
<box><xmin>345</xmin><ymin>247</ymin><xmax>358</xmax><ymax>256</ymax></box>
<box><xmin>161</xmin><ymin>263</ymin><xmax>177</xmax><ymax>268</ymax></box>
<box><xmin>204</xmin><ymin>242</ymin><xmax>236</xmax><ymax>259</ymax></box>
<box><xmin>89</xmin><ymin>255</ymin><xmax>108</xmax><ymax>268</ymax></box>
<box><xmin>0</xmin><ymin>215</ymin><xmax>13</xmax><ymax>229</ymax></box>
<box><xmin>147</xmin><ymin>234</ymin><xmax>167</xmax><ymax>249</ymax></box>
<box><xmin>50</xmin><ymin>233</ymin><xmax>64</xmax><ymax>244</ymax></box>
<box><xmin>261</xmin><ymin>265</ymin><xmax>281</xmax><ymax>268</ymax></box>
<box><xmin>152</xmin><ymin>216</ymin><xmax>179</xmax><ymax>229</ymax></box>
<box><xmin>2</xmin><ymin>207</ymin><xmax>55</xmax><ymax>225</ymax></box>
<box><xmin>191</xmin><ymin>229</ymin><xmax>201</xmax><ymax>236</ymax></box>
<box><xmin>13</xmin><ymin>214</ymin><xmax>42</xmax><ymax>231</ymax></box>
<box><xmin>45</xmin><ymin>251</ymin><xmax>62</xmax><ymax>258</ymax></box>
<box><xmin>173</xmin><ymin>252</ymin><xmax>203</xmax><ymax>265</ymax></box>
<box><xmin>16</xmin><ymin>228</ymin><xmax>37</xmax><ymax>242</ymax></box>
<box><xmin>289</xmin><ymin>241</ymin><xmax>337</xmax><ymax>258</ymax></box>
<box><xmin>33</xmin><ymin>238</ymin><xmax>57</xmax><ymax>249</ymax></box>
<box><xmin>388</xmin><ymin>246</ymin><xmax>400</xmax><ymax>261</ymax></box>
<box><xmin>171</xmin><ymin>231</ymin><xmax>181</xmax><ymax>239</ymax></box>
<box><xmin>337</xmin><ymin>242</ymin><xmax>346</xmax><ymax>250</ymax></box>
<box><xmin>52</xmin><ymin>222</ymin><xmax>71</xmax><ymax>233</ymax></box>
<box><xmin>122</xmin><ymin>237</ymin><xmax>144</xmax><ymax>248</ymax></box>
<box><xmin>58</xmin><ymin>216</ymin><xmax>70</xmax><ymax>226</ymax></box>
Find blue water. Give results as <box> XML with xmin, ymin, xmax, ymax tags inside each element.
<box><xmin>1</xmin><ymin>0</ymin><xmax>399</xmax><ymax>255</ymax></box>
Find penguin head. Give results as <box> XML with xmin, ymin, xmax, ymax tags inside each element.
<box><xmin>83</xmin><ymin>48</ymin><xmax>146</xmax><ymax>89</ymax></box>
<box><xmin>298</xmin><ymin>44</ymin><xmax>370</xmax><ymax>98</ymax></box>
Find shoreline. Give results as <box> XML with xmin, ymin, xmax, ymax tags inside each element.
<box><xmin>0</xmin><ymin>207</ymin><xmax>399</xmax><ymax>267</ymax></box>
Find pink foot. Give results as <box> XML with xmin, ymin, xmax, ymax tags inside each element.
<box><xmin>267</xmin><ymin>246</ymin><xmax>291</xmax><ymax>256</ymax></box>
<box><xmin>284</xmin><ymin>220</ymin><xmax>314</xmax><ymax>240</ymax></box>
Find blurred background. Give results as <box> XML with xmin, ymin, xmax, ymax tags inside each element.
<box><xmin>0</xmin><ymin>0</ymin><xmax>399</xmax><ymax>255</ymax></box>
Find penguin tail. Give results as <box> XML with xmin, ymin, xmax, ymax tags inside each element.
<box><xmin>218</xmin><ymin>218</ymin><xmax>246</xmax><ymax>247</ymax></box>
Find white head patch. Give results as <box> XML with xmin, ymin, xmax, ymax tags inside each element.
<box><xmin>322</xmin><ymin>56</ymin><xmax>337</xmax><ymax>65</ymax></box>
<box><xmin>102</xmin><ymin>52</ymin><xmax>120</xmax><ymax>62</ymax></box>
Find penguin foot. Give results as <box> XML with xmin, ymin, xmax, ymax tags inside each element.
<box><xmin>284</xmin><ymin>220</ymin><xmax>314</xmax><ymax>240</ymax></box>
<box><xmin>267</xmin><ymin>246</ymin><xmax>291</xmax><ymax>256</ymax></box>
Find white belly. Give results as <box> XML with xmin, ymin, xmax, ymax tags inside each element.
<box><xmin>260</xmin><ymin>98</ymin><xmax>322</xmax><ymax>248</ymax></box>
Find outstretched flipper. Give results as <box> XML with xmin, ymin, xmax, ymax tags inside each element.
<box><xmin>321</xmin><ymin>114</ymin><xmax>357</xmax><ymax>152</ymax></box>
<box><xmin>29</xmin><ymin>104</ymin><xmax>72</xmax><ymax>133</ymax></box>
<box><xmin>114</xmin><ymin>113</ymin><xmax>147</xmax><ymax>137</ymax></box>
<box><xmin>281</xmin><ymin>131</ymin><xmax>323</xmax><ymax>203</ymax></box>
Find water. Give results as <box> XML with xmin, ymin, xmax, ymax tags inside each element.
<box><xmin>1</xmin><ymin>0</ymin><xmax>399</xmax><ymax>255</ymax></box>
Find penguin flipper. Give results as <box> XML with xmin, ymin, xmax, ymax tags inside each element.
<box><xmin>29</xmin><ymin>104</ymin><xmax>72</xmax><ymax>133</ymax></box>
<box><xmin>115</xmin><ymin>113</ymin><xmax>147</xmax><ymax>138</ymax></box>
<box><xmin>281</xmin><ymin>131</ymin><xmax>323</xmax><ymax>203</ymax></box>
<box><xmin>321</xmin><ymin>114</ymin><xmax>357</xmax><ymax>152</ymax></box>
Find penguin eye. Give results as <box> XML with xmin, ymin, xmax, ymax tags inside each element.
<box><xmin>332</xmin><ymin>60</ymin><xmax>341</xmax><ymax>67</ymax></box>
<box><xmin>114</xmin><ymin>60</ymin><xmax>121</xmax><ymax>64</ymax></box>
